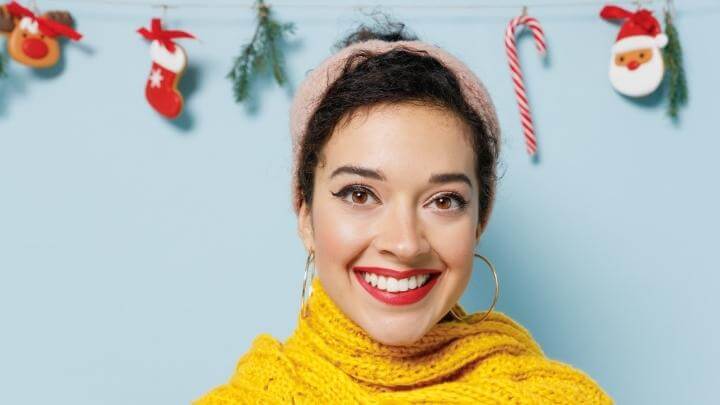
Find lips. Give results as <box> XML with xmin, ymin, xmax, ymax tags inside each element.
<box><xmin>352</xmin><ymin>266</ymin><xmax>442</xmax><ymax>306</ymax></box>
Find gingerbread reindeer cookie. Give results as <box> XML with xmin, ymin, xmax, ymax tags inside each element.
<box><xmin>0</xmin><ymin>1</ymin><xmax>82</xmax><ymax>68</ymax></box>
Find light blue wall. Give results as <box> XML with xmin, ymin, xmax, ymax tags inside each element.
<box><xmin>0</xmin><ymin>1</ymin><xmax>716</xmax><ymax>404</ymax></box>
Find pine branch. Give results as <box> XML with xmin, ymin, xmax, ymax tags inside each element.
<box><xmin>227</xmin><ymin>0</ymin><xmax>295</xmax><ymax>103</ymax></box>
<box><xmin>662</xmin><ymin>10</ymin><xmax>688</xmax><ymax>119</ymax></box>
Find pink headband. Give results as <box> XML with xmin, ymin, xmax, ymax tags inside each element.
<box><xmin>289</xmin><ymin>39</ymin><xmax>501</xmax><ymax>230</ymax></box>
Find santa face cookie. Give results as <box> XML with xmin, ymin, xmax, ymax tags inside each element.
<box><xmin>600</xmin><ymin>6</ymin><xmax>669</xmax><ymax>98</ymax></box>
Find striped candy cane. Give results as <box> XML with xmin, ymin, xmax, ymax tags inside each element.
<box><xmin>505</xmin><ymin>13</ymin><xmax>547</xmax><ymax>156</ymax></box>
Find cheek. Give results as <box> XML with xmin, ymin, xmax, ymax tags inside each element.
<box><xmin>427</xmin><ymin>217</ymin><xmax>477</xmax><ymax>269</ymax></box>
<box><xmin>312</xmin><ymin>200</ymin><xmax>371</xmax><ymax>269</ymax></box>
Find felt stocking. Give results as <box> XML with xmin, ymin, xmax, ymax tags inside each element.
<box><xmin>145</xmin><ymin>40</ymin><xmax>186</xmax><ymax>119</ymax></box>
<box><xmin>137</xmin><ymin>18</ymin><xmax>194</xmax><ymax>119</ymax></box>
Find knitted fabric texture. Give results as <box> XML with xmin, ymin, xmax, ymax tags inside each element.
<box><xmin>193</xmin><ymin>277</ymin><xmax>613</xmax><ymax>404</ymax></box>
<box><xmin>288</xmin><ymin>39</ymin><xmax>502</xmax><ymax>232</ymax></box>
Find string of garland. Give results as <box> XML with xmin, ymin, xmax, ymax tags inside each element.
<box><xmin>662</xmin><ymin>8</ymin><xmax>688</xmax><ymax>119</ymax></box>
<box><xmin>227</xmin><ymin>0</ymin><xmax>295</xmax><ymax>103</ymax></box>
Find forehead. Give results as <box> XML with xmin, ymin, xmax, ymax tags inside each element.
<box><xmin>318</xmin><ymin>102</ymin><xmax>476</xmax><ymax>181</ymax></box>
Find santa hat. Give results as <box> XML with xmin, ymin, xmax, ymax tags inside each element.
<box><xmin>600</xmin><ymin>5</ymin><xmax>668</xmax><ymax>54</ymax></box>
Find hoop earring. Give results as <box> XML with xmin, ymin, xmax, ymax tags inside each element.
<box><xmin>300</xmin><ymin>250</ymin><xmax>315</xmax><ymax>318</ymax></box>
<box><xmin>448</xmin><ymin>253</ymin><xmax>499</xmax><ymax>323</ymax></box>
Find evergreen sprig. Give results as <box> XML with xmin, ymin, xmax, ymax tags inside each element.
<box><xmin>227</xmin><ymin>0</ymin><xmax>295</xmax><ymax>103</ymax></box>
<box><xmin>662</xmin><ymin>9</ymin><xmax>688</xmax><ymax>119</ymax></box>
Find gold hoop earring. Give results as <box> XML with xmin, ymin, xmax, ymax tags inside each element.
<box><xmin>448</xmin><ymin>253</ymin><xmax>499</xmax><ymax>323</ymax></box>
<box><xmin>300</xmin><ymin>250</ymin><xmax>315</xmax><ymax>318</ymax></box>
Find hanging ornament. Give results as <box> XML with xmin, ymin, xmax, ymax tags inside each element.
<box><xmin>661</xmin><ymin>1</ymin><xmax>688</xmax><ymax>119</ymax></box>
<box><xmin>504</xmin><ymin>7</ymin><xmax>547</xmax><ymax>156</ymax></box>
<box><xmin>0</xmin><ymin>1</ymin><xmax>82</xmax><ymax>69</ymax></box>
<box><xmin>228</xmin><ymin>0</ymin><xmax>295</xmax><ymax>104</ymax></box>
<box><xmin>137</xmin><ymin>18</ymin><xmax>195</xmax><ymax>119</ymax></box>
<box><xmin>600</xmin><ymin>4</ymin><xmax>668</xmax><ymax>98</ymax></box>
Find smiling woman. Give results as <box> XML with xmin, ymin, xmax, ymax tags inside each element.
<box><xmin>193</xmin><ymin>18</ymin><xmax>614</xmax><ymax>404</ymax></box>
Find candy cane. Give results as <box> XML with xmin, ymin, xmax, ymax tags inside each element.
<box><xmin>505</xmin><ymin>13</ymin><xmax>547</xmax><ymax>156</ymax></box>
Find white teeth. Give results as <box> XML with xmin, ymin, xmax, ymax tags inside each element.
<box><xmin>378</xmin><ymin>275</ymin><xmax>387</xmax><ymax>290</ymax></box>
<box><xmin>361</xmin><ymin>272</ymin><xmax>434</xmax><ymax>292</ymax></box>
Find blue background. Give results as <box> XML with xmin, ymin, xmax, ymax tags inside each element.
<box><xmin>0</xmin><ymin>1</ymin><xmax>716</xmax><ymax>403</ymax></box>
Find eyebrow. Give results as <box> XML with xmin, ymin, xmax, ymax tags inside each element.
<box><xmin>329</xmin><ymin>165</ymin><xmax>473</xmax><ymax>188</ymax></box>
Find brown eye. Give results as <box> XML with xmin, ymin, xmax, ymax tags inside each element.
<box><xmin>351</xmin><ymin>190</ymin><xmax>368</xmax><ymax>204</ymax></box>
<box><xmin>331</xmin><ymin>185</ymin><xmax>379</xmax><ymax>207</ymax></box>
<box><xmin>435</xmin><ymin>196</ymin><xmax>452</xmax><ymax>210</ymax></box>
<box><xmin>429</xmin><ymin>193</ymin><xmax>468</xmax><ymax>212</ymax></box>
<box><xmin>619</xmin><ymin>56</ymin><xmax>625</xmax><ymax>62</ymax></box>
<box><xmin>639</xmin><ymin>53</ymin><xmax>645</xmax><ymax>58</ymax></box>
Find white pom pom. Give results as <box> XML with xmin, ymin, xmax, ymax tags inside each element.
<box><xmin>655</xmin><ymin>33</ymin><xmax>669</xmax><ymax>48</ymax></box>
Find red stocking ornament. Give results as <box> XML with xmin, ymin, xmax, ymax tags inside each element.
<box><xmin>137</xmin><ymin>18</ymin><xmax>195</xmax><ymax>119</ymax></box>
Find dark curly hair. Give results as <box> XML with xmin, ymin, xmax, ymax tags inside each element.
<box><xmin>297</xmin><ymin>18</ymin><xmax>500</xmax><ymax>227</ymax></box>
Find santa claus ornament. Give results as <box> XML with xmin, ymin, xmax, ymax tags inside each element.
<box><xmin>137</xmin><ymin>18</ymin><xmax>195</xmax><ymax>119</ymax></box>
<box><xmin>0</xmin><ymin>1</ymin><xmax>82</xmax><ymax>69</ymax></box>
<box><xmin>600</xmin><ymin>5</ymin><xmax>668</xmax><ymax>97</ymax></box>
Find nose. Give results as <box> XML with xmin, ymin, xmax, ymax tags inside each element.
<box><xmin>372</xmin><ymin>203</ymin><xmax>431</xmax><ymax>262</ymax></box>
<box><xmin>627</xmin><ymin>60</ymin><xmax>640</xmax><ymax>70</ymax></box>
<box><xmin>23</xmin><ymin>38</ymin><xmax>49</xmax><ymax>59</ymax></box>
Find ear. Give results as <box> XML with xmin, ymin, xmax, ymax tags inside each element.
<box><xmin>43</xmin><ymin>11</ymin><xmax>74</xmax><ymax>27</ymax></box>
<box><xmin>0</xmin><ymin>6</ymin><xmax>16</xmax><ymax>35</ymax></box>
<box><xmin>297</xmin><ymin>200</ymin><xmax>315</xmax><ymax>253</ymax></box>
<box><xmin>475</xmin><ymin>223</ymin><xmax>482</xmax><ymax>246</ymax></box>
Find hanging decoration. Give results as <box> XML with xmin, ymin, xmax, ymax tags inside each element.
<box><xmin>0</xmin><ymin>0</ymin><xmax>82</xmax><ymax>69</ymax></box>
<box><xmin>504</xmin><ymin>7</ymin><xmax>547</xmax><ymax>156</ymax></box>
<box><xmin>227</xmin><ymin>0</ymin><xmax>295</xmax><ymax>103</ymax></box>
<box><xmin>599</xmin><ymin>4</ymin><xmax>668</xmax><ymax>98</ymax></box>
<box><xmin>661</xmin><ymin>2</ymin><xmax>687</xmax><ymax>119</ymax></box>
<box><xmin>137</xmin><ymin>17</ymin><xmax>195</xmax><ymax>119</ymax></box>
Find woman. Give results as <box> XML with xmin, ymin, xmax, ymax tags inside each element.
<box><xmin>194</xmin><ymin>22</ymin><xmax>613</xmax><ymax>404</ymax></box>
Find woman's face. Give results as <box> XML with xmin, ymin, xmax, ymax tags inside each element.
<box><xmin>298</xmin><ymin>102</ymin><xmax>482</xmax><ymax>346</ymax></box>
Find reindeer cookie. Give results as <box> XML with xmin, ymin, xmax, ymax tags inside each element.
<box><xmin>0</xmin><ymin>1</ymin><xmax>82</xmax><ymax>68</ymax></box>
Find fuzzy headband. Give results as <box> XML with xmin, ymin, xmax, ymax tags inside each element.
<box><xmin>289</xmin><ymin>39</ymin><xmax>501</xmax><ymax>232</ymax></box>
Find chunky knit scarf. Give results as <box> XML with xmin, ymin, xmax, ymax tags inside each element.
<box><xmin>193</xmin><ymin>277</ymin><xmax>613</xmax><ymax>404</ymax></box>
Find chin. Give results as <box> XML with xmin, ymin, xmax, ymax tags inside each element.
<box><xmin>359</xmin><ymin>313</ymin><xmax>432</xmax><ymax>346</ymax></box>
<box><xmin>367</xmin><ymin>327</ymin><xmax>425</xmax><ymax>346</ymax></box>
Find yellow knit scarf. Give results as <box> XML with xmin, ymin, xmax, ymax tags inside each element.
<box><xmin>193</xmin><ymin>277</ymin><xmax>613</xmax><ymax>404</ymax></box>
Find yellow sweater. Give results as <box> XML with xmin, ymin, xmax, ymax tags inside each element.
<box><xmin>193</xmin><ymin>277</ymin><xmax>613</xmax><ymax>404</ymax></box>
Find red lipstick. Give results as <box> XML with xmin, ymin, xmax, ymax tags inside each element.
<box><xmin>352</xmin><ymin>266</ymin><xmax>442</xmax><ymax>306</ymax></box>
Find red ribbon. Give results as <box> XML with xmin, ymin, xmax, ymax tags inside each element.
<box><xmin>137</xmin><ymin>18</ymin><xmax>195</xmax><ymax>52</ymax></box>
<box><xmin>5</xmin><ymin>1</ymin><xmax>83</xmax><ymax>40</ymax></box>
<box><xmin>599</xmin><ymin>5</ymin><xmax>661</xmax><ymax>37</ymax></box>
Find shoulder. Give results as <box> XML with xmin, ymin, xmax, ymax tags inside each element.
<box><xmin>191</xmin><ymin>333</ymin><xmax>292</xmax><ymax>405</ymax></box>
<box><xmin>457</xmin><ymin>311</ymin><xmax>614</xmax><ymax>404</ymax></box>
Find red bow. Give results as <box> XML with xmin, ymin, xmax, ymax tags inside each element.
<box><xmin>5</xmin><ymin>1</ymin><xmax>82</xmax><ymax>40</ymax></box>
<box><xmin>600</xmin><ymin>5</ymin><xmax>661</xmax><ymax>36</ymax></box>
<box><xmin>137</xmin><ymin>18</ymin><xmax>195</xmax><ymax>52</ymax></box>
